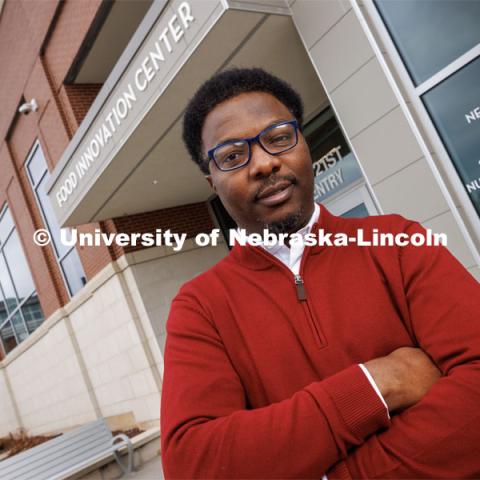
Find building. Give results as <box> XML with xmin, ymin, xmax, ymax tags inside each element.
<box><xmin>0</xmin><ymin>0</ymin><xmax>479</xmax><ymax>440</ymax></box>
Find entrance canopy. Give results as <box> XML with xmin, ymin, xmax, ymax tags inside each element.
<box><xmin>47</xmin><ymin>0</ymin><xmax>327</xmax><ymax>227</ymax></box>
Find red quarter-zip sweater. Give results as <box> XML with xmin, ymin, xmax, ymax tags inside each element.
<box><xmin>160</xmin><ymin>204</ymin><xmax>480</xmax><ymax>478</ymax></box>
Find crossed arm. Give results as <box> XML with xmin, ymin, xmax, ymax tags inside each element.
<box><xmin>161</xmin><ymin>292</ymin><xmax>390</xmax><ymax>478</ymax></box>
<box><xmin>160</xmin><ymin>222</ymin><xmax>480</xmax><ymax>479</ymax></box>
<box><xmin>327</xmin><ymin>223</ymin><xmax>480</xmax><ymax>479</ymax></box>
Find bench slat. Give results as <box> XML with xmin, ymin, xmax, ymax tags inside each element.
<box><xmin>0</xmin><ymin>419</ymin><xmax>111</xmax><ymax>469</ymax></box>
<box><xmin>6</xmin><ymin>436</ymin><xmax>113</xmax><ymax>480</ymax></box>
<box><xmin>0</xmin><ymin>418</ymin><xmax>118</xmax><ymax>480</ymax></box>
<box><xmin>49</xmin><ymin>450</ymin><xmax>115</xmax><ymax>480</ymax></box>
<box><xmin>1</xmin><ymin>428</ymin><xmax>112</xmax><ymax>471</ymax></box>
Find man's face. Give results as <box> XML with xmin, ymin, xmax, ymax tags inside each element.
<box><xmin>202</xmin><ymin>92</ymin><xmax>315</xmax><ymax>235</ymax></box>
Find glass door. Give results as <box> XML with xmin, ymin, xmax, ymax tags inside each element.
<box><xmin>323</xmin><ymin>182</ymin><xmax>378</xmax><ymax>218</ymax></box>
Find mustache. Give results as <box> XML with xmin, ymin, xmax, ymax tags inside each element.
<box><xmin>254</xmin><ymin>174</ymin><xmax>297</xmax><ymax>200</ymax></box>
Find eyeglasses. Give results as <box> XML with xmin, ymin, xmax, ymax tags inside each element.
<box><xmin>207</xmin><ymin>119</ymin><xmax>299</xmax><ymax>172</ymax></box>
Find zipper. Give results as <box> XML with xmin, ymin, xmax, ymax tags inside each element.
<box><xmin>296</xmin><ymin>242</ymin><xmax>326</xmax><ymax>347</ymax></box>
<box><xmin>294</xmin><ymin>274</ymin><xmax>306</xmax><ymax>300</ymax></box>
<box><xmin>252</xmin><ymin>246</ymin><xmax>326</xmax><ymax>348</ymax></box>
<box><xmin>293</xmin><ymin>273</ymin><xmax>325</xmax><ymax>348</ymax></box>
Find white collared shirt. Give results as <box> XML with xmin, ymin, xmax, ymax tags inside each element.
<box><xmin>260</xmin><ymin>202</ymin><xmax>320</xmax><ymax>276</ymax></box>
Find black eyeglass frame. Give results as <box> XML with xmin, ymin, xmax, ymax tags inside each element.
<box><xmin>207</xmin><ymin>119</ymin><xmax>300</xmax><ymax>172</ymax></box>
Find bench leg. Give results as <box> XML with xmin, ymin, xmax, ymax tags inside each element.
<box><xmin>111</xmin><ymin>434</ymin><xmax>135</xmax><ymax>477</ymax></box>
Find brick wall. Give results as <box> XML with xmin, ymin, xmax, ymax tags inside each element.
<box><xmin>62</xmin><ymin>84</ymin><xmax>103</xmax><ymax>127</ymax></box>
<box><xmin>0</xmin><ymin>0</ymin><xmax>58</xmax><ymax>141</ymax></box>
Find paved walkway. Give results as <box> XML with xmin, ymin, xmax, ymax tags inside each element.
<box><xmin>126</xmin><ymin>454</ymin><xmax>164</xmax><ymax>479</ymax></box>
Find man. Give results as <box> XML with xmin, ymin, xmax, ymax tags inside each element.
<box><xmin>160</xmin><ymin>68</ymin><xmax>480</xmax><ymax>478</ymax></box>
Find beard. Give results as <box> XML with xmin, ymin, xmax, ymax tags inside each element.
<box><xmin>263</xmin><ymin>208</ymin><xmax>305</xmax><ymax>235</ymax></box>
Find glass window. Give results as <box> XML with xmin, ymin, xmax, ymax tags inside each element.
<box><xmin>0</xmin><ymin>205</ymin><xmax>44</xmax><ymax>357</ymax></box>
<box><xmin>342</xmin><ymin>203</ymin><xmax>370</xmax><ymax>218</ymax></box>
<box><xmin>22</xmin><ymin>292</ymin><xmax>44</xmax><ymax>334</ymax></box>
<box><xmin>3</xmin><ymin>230</ymin><xmax>36</xmax><ymax>302</ymax></box>
<box><xmin>0</xmin><ymin>296</ymin><xmax>8</xmax><ymax>324</ymax></box>
<box><xmin>0</xmin><ymin>208</ymin><xmax>14</xmax><ymax>245</ymax></box>
<box><xmin>0</xmin><ymin>254</ymin><xmax>19</xmax><ymax>314</ymax></box>
<box><xmin>1</xmin><ymin>320</ymin><xmax>17</xmax><ymax>355</ymax></box>
<box><xmin>422</xmin><ymin>56</ymin><xmax>480</xmax><ymax>217</ymax></box>
<box><xmin>27</xmin><ymin>149</ymin><xmax>47</xmax><ymax>186</ymax></box>
<box><xmin>375</xmin><ymin>0</ymin><xmax>480</xmax><ymax>85</ymax></box>
<box><xmin>304</xmin><ymin>108</ymin><xmax>352</xmax><ymax>165</ymax></box>
<box><xmin>11</xmin><ymin>310</ymin><xmax>28</xmax><ymax>343</ymax></box>
<box><xmin>304</xmin><ymin>108</ymin><xmax>364</xmax><ymax>204</ymax></box>
<box><xmin>61</xmin><ymin>249</ymin><xmax>87</xmax><ymax>295</ymax></box>
<box><xmin>27</xmin><ymin>143</ymin><xmax>86</xmax><ymax>297</ymax></box>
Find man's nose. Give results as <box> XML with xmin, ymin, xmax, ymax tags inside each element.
<box><xmin>248</xmin><ymin>142</ymin><xmax>281</xmax><ymax>178</ymax></box>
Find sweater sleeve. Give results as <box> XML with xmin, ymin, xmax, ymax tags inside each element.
<box><xmin>328</xmin><ymin>220</ymin><xmax>480</xmax><ymax>479</ymax></box>
<box><xmin>160</xmin><ymin>290</ymin><xmax>390</xmax><ymax>479</ymax></box>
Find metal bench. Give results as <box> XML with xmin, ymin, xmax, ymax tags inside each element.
<box><xmin>0</xmin><ymin>418</ymin><xmax>134</xmax><ymax>480</ymax></box>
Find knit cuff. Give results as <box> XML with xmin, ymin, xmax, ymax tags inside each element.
<box><xmin>320</xmin><ymin>364</ymin><xmax>390</xmax><ymax>441</ymax></box>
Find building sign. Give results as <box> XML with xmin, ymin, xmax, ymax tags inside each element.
<box><xmin>304</xmin><ymin>108</ymin><xmax>364</xmax><ymax>204</ymax></box>
<box><xmin>312</xmin><ymin>146</ymin><xmax>362</xmax><ymax>203</ymax></box>
<box><xmin>53</xmin><ymin>2</ymin><xmax>196</xmax><ymax>210</ymax></box>
<box><xmin>423</xmin><ymin>56</ymin><xmax>480</xmax><ymax>217</ymax></box>
<box><xmin>46</xmin><ymin>0</ymin><xmax>291</xmax><ymax>227</ymax></box>
<box><xmin>47</xmin><ymin>0</ymin><xmax>234</xmax><ymax>223</ymax></box>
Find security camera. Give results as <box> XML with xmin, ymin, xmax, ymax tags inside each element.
<box><xmin>18</xmin><ymin>99</ymin><xmax>38</xmax><ymax>115</ymax></box>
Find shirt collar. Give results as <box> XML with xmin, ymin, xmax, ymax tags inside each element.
<box><xmin>252</xmin><ymin>202</ymin><xmax>320</xmax><ymax>254</ymax></box>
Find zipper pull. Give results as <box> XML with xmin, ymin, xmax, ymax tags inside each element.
<box><xmin>294</xmin><ymin>274</ymin><xmax>307</xmax><ymax>301</ymax></box>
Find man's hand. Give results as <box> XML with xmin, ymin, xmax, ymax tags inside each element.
<box><xmin>364</xmin><ymin>347</ymin><xmax>442</xmax><ymax>413</ymax></box>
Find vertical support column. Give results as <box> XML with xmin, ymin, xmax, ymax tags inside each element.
<box><xmin>64</xmin><ymin>314</ymin><xmax>103</xmax><ymax>419</ymax></box>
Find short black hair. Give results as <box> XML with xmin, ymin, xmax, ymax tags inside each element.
<box><xmin>182</xmin><ymin>67</ymin><xmax>304</xmax><ymax>174</ymax></box>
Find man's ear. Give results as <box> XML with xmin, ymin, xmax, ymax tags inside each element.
<box><xmin>205</xmin><ymin>174</ymin><xmax>216</xmax><ymax>192</ymax></box>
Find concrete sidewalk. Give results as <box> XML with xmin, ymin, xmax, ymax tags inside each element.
<box><xmin>125</xmin><ymin>454</ymin><xmax>164</xmax><ymax>479</ymax></box>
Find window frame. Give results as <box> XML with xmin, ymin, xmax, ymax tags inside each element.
<box><xmin>25</xmin><ymin>140</ymin><xmax>86</xmax><ymax>298</ymax></box>
<box><xmin>0</xmin><ymin>204</ymin><xmax>40</xmax><ymax>356</ymax></box>
<box><xmin>360</xmin><ymin>0</ymin><xmax>480</xmax><ymax>248</ymax></box>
